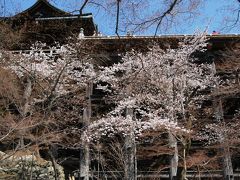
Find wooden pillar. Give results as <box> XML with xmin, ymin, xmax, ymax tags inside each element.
<box><xmin>168</xmin><ymin>68</ymin><xmax>179</xmax><ymax>180</ymax></box>
<box><xmin>80</xmin><ymin>82</ymin><xmax>93</xmax><ymax>180</ymax></box>
<box><xmin>124</xmin><ymin>108</ymin><xmax>137</xmax><ymax>180</ymax></box>
<box><xmin>214</xmin><ymin>98</ymin><xmax>234</xmax><ymax>180</ymax></box>
<box><xmin>212</xmin><ymin>62</ymin><xmax>234</xmax><ymax>180</ymax></box>
<box><xmin>169</xmin><ymin>132</ymin><xmax>178</xmax><ymax>180</ymax></box>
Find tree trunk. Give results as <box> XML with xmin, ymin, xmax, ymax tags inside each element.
<box><xmin>124</xmin><ymin>108</ymin><xmax>137</xmax><ymax>180</ymax></box>
<box><xmin>49</xmin><ymin>150</ymin><xmax>59</xmax><ymax>180</ymax></box>
<box><xmin>80</xmin><ymin>82</ymin><xmax>92</xmax><ymax>180</ymax></box>
<box><xmin>22</xmin><ymin>76</ymin><xmax>32</xmax><ymax>116</ymax></box>
<box><xmin>223</xmin><ymin>143</ymin><xmax>234</xmax><ymax>180</ymax></box>
<box><xmin>214</xmin><ymin>98</ymin><xmax>234</xmax><ymax>180</ymax></box>
<box><xmin>182</xmin><ymin>147</ymin><xmax>187</xmax><ymax>180</ymax></box>
<box><xmin>19</xmin><ymin>76</ymin><xmax>33</xmax><ymax>148</ymax></box>
<box><xmin>169</xmin><ymin>132</ymin><xmax>178</xmax><ymax>180</ymax></box>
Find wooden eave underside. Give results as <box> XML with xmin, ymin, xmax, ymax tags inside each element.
<box><xmin>77</xmin><ymin>34</ymin><xmax>240</xmax><ymax>53</ymax></box>
<box><xmin>83</xmin><ymin>34</ymin><xmax>240</xmax><ymax>40</ymax></box>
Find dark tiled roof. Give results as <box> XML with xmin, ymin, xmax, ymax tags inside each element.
<box><xmin>15</xmin><ymin>0</ymin><xmax>69</xmax><ymax>17</ymax></box>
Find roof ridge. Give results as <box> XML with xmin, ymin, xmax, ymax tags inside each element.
<box><xmin>14</xmin><ymin>0</ymin><xmax>69</xmax><ymax>17</ymax></box>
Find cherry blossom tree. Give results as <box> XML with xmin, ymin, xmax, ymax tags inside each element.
<box><xmin>197</xmin><ymin>44</ymin><xmax>240</xmax><ymax>179</ymax></box>
<box><xmin>1</xmin><ymin>31</ymin><xmax>237</xmax><ymax>179</ymax></box>
<box><xmin>0</xmin><ymin>39</ymin><xmax>97</xmax><ymax>179</ymax></box>
<box><xmin>85</xmin><ymin>32</ymin><xmax>215</xmax><ymax>179</ymax></box>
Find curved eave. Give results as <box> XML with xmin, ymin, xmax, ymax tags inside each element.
<box><xmin>34</xmin><ymin>14</ymin><xmax>93</xmax><ymax>21</ymax></box>
<box><xmin>13</xmin><ymin>0</ymin><xmax>70</xmax><ymax>17</ymax></box>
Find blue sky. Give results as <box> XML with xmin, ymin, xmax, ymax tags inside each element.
<box><xmin>1</xmin><ymin>0</ymin><xmax>240</xmax><ymax>35</ymax></box>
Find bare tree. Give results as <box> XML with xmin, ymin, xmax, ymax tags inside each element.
<box><xmin>81</xmin><ymin>0</ymin><xmax>203</xmax><ymax>35</ymax></box>
<box><xmin>218</xmin><ymin>0</ymin><xmax>240</xmax><ymax>32</ymax></box>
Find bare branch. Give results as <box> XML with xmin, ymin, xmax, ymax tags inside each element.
<box><xmin>115</xmin><ymin>0</ymin><xmax>121</xmax><ymax>38</ymax></box>
<box><xmin>154</xmin><ymin>0</ymin><xmax>180</xmax><ymax>36</ymax></box>
<box><xmin>80</xmin><ymin>0</ymin><xmax>89</xmax><ymax>15</ymax></box>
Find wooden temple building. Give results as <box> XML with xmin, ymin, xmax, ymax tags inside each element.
<box><xmin>0</xmin><ymin>0</ymin><xmax>96</xmax><ymax>49</ymax></box>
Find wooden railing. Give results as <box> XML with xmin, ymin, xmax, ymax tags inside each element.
<box><xmin>70</xmin><ymin>170</ymin><xmax>240</xmax><ymax>179</ymax></box>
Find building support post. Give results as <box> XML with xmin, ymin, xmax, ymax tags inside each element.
<box><xmin>124</xmin><ymin>108</ymin><xmax>137</xmax><ymax>180</ymax></box>
<box><xmin>212</xmin><ymin>62</ymin><xmax>234</xmax><ymax>180</ymax></box>
<box><xmin>214</xmin><ymin>98</ymin><xmax>234</xmax><ymax>180</ymax></box>
<box><xmin>169</xmin><ymin>132</ymin><xmax>178</xmax><ymax>180</ymax></box>
<box><xmin>80</xmin><ymin>82</ymin><xmax>93</xmax><ymax>180</ymax></box>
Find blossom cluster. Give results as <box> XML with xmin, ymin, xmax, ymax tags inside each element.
<box><xmin>4</xmin><ymin>42</ymin><xmax>96</xmax><ymax>97</ymax></box>
<box><xmin>87</xmin><ymin>33</ymin><xmax>214</xmax><ymax>141</ymax></box>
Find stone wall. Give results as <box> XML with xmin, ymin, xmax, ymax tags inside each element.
<box><xmin>0</xmin><ymin>151</ymin><xmax>65</xmax><ymax>180</ymax></box>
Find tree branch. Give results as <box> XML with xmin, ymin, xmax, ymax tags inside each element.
<box><xmin>154</xmin><ymin>0</ymin><xmax>180</xmax><ymax>36</ymax></box>
<box><xmin>80</xmin><ymin>0</ymin><xmax>89</xmax><ymax>15</ymax></box>
<box><xmin>115</xmin><ymin>0</ymin><xmax>121</xmax><ymax>38</ymax></box>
